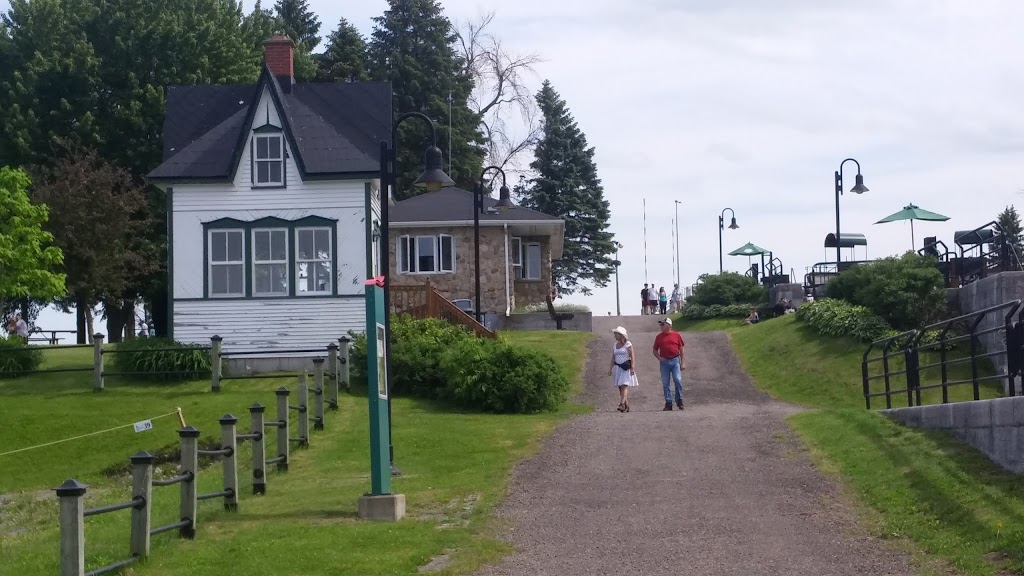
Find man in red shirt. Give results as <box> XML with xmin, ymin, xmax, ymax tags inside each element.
<box><xmin>652</xmin><ymin>317</ymin><xmax>686</xmax><ymax>411</ymax></box>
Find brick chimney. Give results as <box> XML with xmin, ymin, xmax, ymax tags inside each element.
<box><xmin>263</xmin><ymin>35</ymin><xmax>295</xmax><ymax>92</ymax></box>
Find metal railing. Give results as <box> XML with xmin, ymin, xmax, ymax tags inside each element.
<box><xmin>862</xmin><ymin>300</ymin><xmax>1022</xmax><ymax>409</ymax></box>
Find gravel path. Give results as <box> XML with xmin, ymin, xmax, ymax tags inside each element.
<box><xmin>473</xmin><ymin>317</ymin><xmax>917</xmax><ymax>576</ymax></box>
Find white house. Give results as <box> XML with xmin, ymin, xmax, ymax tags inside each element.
<box><xmin>147</xmin><ymin>36</ymin><xmax>389</xmax><ymax>352</ymax></box>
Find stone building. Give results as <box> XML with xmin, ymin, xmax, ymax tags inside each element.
<box><xmin>388</xmin><ymin>187</ymin><xmax>565</xmax><ymax>317</ymax></box>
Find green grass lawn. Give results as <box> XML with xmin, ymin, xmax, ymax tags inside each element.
<box><xmin>0</xmin><ymin>330</ymin><xmax>593</xmax><ymax>576</ymax></box>
<box><xmin>674</xmin><ymin>316</ymin><xmax>748</xmax><ymax>332</ymax></box>
<box><xmin>727</xmin><ymin>315</ymin><xmax>1024</xmax><ymax>575</ymax></box>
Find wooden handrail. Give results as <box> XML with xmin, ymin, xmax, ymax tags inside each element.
<box><xmin>388</xmin><ymin>280</ymin><xmax>496</xmax><ymax>338</ymax></box>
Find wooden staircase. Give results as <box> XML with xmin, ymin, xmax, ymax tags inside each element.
<box><xmin>389</xmin><ymin>280</ymin><xmax>496</xmax><ymax>339</ymax></box>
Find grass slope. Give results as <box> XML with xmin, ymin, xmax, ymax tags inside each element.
<box><xmin>0</xmin><ymin>330</ymin><xmax>592</xmax><ymax>576</ymax></box>
<box><xmin>726</xmin><ymin>315</ymin><xmax>1024</xmax><ymax>575</ymax></box>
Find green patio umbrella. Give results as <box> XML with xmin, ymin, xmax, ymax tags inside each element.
<box><xmin>875</xmin><ymin>203</ymin><xmax>950</xmax><ymax>249</ymax></box>
<box><xmin>728</xmin><ymin>242</ymin><xmax>770</xmax><ymax>268</ymax></box>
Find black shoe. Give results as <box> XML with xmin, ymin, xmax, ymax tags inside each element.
<box><xmin>617</xmin><ymin>403</ymin><xmax>625</xmax><ymax>412</ymax></box>
<box><xmin>676</xmin><ymin>399</ymin><xmax>684</xmax><ymax>410</ymax></box>
<box><xmin>624</xmin><ymin>403</ymin><xmax>630</xmax><ymax>413</ymax></box>
<box><xmin>663</xmin><ymin>402</ymin><xmax>673</xmax><ymax>411</ymax></box>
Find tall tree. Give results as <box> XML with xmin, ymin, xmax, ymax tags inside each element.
<box><xmin>456</xmin><ymin>12</ymin><xmax>541</xmax><ymax>171</ymax></box>
<box><xmin>274</xmin><ymin>0</ymin><xmax>321</xmax><ymax>50</ymax></box>
<box><xmin>368</xmin><ymin>0</ymin><xmax>484</xmax><ymax>197</ymax></box>
<box><xmin>31</xmin><ymin>147</ymin><xmax>156</xmax><ymax>343</ymax></box>
<box><xmin>998</xmin><ymin>205</ymin><xmax>1024</xmax><ymax>264</ymax></box>
<box><xmin>521</xmin><ymin>81</ymin><xmax>616</xmax><ymax>295</ymax></box>
<box><xmin>243</xmin><ymin>1</ymin><xmax>316</xmax><ymax>82</ymax></box>
<box><xmin>0</xmin><ymin>167</ymin><xmax>65</xmax><ymax>304</ymax></box>
<box><xmin>317</xmin><ymin>18</ymin><xmax>368</xmax><ymax>83</ymax></box>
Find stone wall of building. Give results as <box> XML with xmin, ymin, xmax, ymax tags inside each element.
<box><xmin>389</xmin><ymin>226</ymin><xmax>508</xmax><ymax>314</ymax></box>
<box><xmin>512</xmin><ymin>236</ymin><xmax>553</xmax><ymax>309</ymax></box>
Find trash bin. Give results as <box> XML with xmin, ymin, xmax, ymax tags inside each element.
<box><xmin>483</xmin><ymin>312</ymin><xmax>499</xmax><ymax>332</ymax></box>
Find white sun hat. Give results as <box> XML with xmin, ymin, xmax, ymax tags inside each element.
<box><xmin>612</xmin><ymin>326</ymin><xmax>628</xmax><ymax>338</ymax></box>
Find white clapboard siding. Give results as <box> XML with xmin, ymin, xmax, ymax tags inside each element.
<box><xmin>175</xmin><ymin>298</ymin><xmax>364</xmax><ymax>354</ymax></box>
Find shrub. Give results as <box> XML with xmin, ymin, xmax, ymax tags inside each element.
<box><xmin>519</xmin><ymin>302</ymin><xmax>591</xmax><ymax>313</ymax></box>
<box><xmin>795</xmin><ymin>298</ymin><xmax>892</xmax><ymax>342</ymax></box>
<box><xmin>826</xmin><ymin>253</ymin><xmax>946</xmax><ymax>330</ymax></box>
<box><xmin>679</xmin><ymin>303</ymin><xmax>753</xmax><ymax>320</ymax></box>
<box><xmin>688</xmin><ymin>272</ymin><xmax>767</xmax><ymax>307</ymax></box>
<box><xmin>0</xmin><ymin>336</ymin><xmax>43</xmax><ymax>377</ymax></box>
<box><xmin>439</xmin><ymin>337</ymin><xmax>570</xmax><ymax>413</ymax></box>
<box><xmin>109</xmin><ymin>337</ymin><xmax>210</xmax><ymax>382</ymax></box>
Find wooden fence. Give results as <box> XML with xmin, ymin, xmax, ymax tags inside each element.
<box><xmin>53</xmin><ymin>346</ymin><xmax>350</xmax><ymax>576</ymax></box>
<box><xmin>390</xmin><ymin>280</ymin><xmax>496</xmax><ymax>339</ymax></box>
<box><xmin>0</xmin><ymin>335</ymin><xmax>353</xmax><ymax>395</ymax></box>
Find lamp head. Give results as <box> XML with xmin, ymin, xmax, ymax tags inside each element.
<box><xmin>413</xmin><ymin>145</ymin><xmax>456</xmax><ymax>192</ymax></box>
<box><xmin>850</xmin><ymin>173</ymin><xmax>868</xmax><ymax>194</ymax></box>
<box><xmin>494</xmin><ymin>184</ymin><xmax>514</xmax><ymax>208</ymax></box>
<box><xmin>729</xmin><ymin>217</ymin><xmax>739</xmax><ymax>230</ymax></box>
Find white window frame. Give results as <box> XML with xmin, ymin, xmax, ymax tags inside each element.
<box><xmin>398</xmin><ymin>234</ymin><xmax>455</xmax><ymax>274</ymax></box>
<box><xmin>510</xmin><ymin>237</ymin><xmax>522</xmax><ymax>267</ymax></box>
<box><xmin>208</xmin><ymin>229</ymin><xmax>246</xmax><ymax>298</ymax></box>
<box><xmin>254</xmin><ymin>134</ymin><xmax>284</xmax><ymax>187</ymax></box>
<box><xmin>295</xmin><ymin>226</ymin><xmax>333</xmax><ymax>295</ymax></box>
<box><xmin>251</xmin><ymin>228</ymin><xmax>289</xmax><ymax>297</ymax></box>
<box><xmin>520</xmin><ymin>242</ymin><xmax>542</xmax><ymax>280</ymax></box>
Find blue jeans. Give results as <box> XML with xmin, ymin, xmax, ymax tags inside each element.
<box><xmin>659</xmin><ymin>357</ymin><xmax>683</xmax><ymax>404</ymax></box>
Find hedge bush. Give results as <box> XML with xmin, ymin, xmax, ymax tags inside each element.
<box><xmin>679</xmin><ymin>303</ymin><xmax>758</xmax><ymax>320</ymax></box>
<box><xmin>109</xmin><ymin>337</ymin><xmax>210</xmax><ymax>382</ymax></box>
<box><xmin>795</xmin><ymin>298</ymin><xmax>892</xmax><ymax>342</ymax></box>
<box><xmin>0</xmin><ymin>336</ymin><xmax>43</xmax><ymax>377</ymax></box>
<box><xmin>826</xmin><ymin>253</ymin><xmax>947</xmax><ymax>330</ymax></box>
<box><xmin>349</xmin><ymin>316</ymin><xmax>570</xmax><ymax>413</ymax></box>
<box><xmin>439</xmin><ymin>337</ymin><xmax>570</xmax><ymax>414</ymax></box>
<box><xmin>688</xmin><ymin>272</ymin><xmax>767</xmax><ymax>306</ymax></box>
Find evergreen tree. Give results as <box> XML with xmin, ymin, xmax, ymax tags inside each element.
<box><xmin>522</xmin><ymin>80</ymin><xmax>616</xmax><ymax>295</ymax></box>
<box><xmin>367</xmin><ymin>0</ymin><xmax>484</xmax><ymax>197</ymax></box>
<box><xmin>317</xmin><ymin>18</ymin><xmax>368</xmax><ymax>83</ymax></box>
<box><xmin>274</xmin><ymin>0</ymin><xmax>321</xmax><ymax>50</ymax></box>
<box><xmin>998</xmin><ymin>205</ymin><xmax>1024</xmax><ymax>261</ymax></box>
<box><xmin>243</xmin><ymin>2</ymin><xmax>316</xmax><ymax>82</ymax></box>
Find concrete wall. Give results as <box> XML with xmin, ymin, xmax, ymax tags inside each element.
<box><xmin>883</xmin><ymin>396</ymin><xmax>1024</xmax><ymax>474</ymax></box>
<box><xmin>955</xmin><ymin>271</ymin><xmax>1024</xmax><ymax>393</ymax></box>
<box><xmin>768</xmin><ymin>283</ymin><xmax>806</xmax><ymax>308</ymax></box>
<box><xmin>497</xmin><ymin>312</ymin><xmax>593</xmax><ymax>332</ymax></box>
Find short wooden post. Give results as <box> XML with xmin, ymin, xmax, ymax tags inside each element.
<box><xmin>275</xmin><ymin>388</ymin><xmax>290</xmax><ymax>472</ymax></box>
<box><xmin>339</xmin><ymin>336</ymin><xmax>351</xmax><ymax>391</ymax></box>
<box><xmin>326</xmin><ymin>343</ymin><xmax>339</xmax><ymax>410</ymax></box>
<box><xmin>219</xmin><ymin>414</ymin><xmax>238</xmax><ymax>511</ymax></box>
<box><xmin>210</xmin><ymin>336</ymin><xmax>223</xmax><ymax>393</ymax></box>
<box><xmin>296</xmin><ymin>374</ymin><xmax>309</xmax><ymax>446</ymax></box>
<box><xmin>313</xmin><ymin>358</ymin><xmax>325</xmax><ymax>430</ymax></box>
<box><xmin>249</xmin><ymin>403</ymin><xmax>266</xmax><ymax>495</ymax></box>
<box><xmin>178</xmin><ymin>426</ymin><xmax>199</xmax><ymax>538</ymax></box>
<box><xmin>92</xmin><ymin>333</ymin><xmax>105</xmax><ymax>392</ymax></box>
<box><xmin>129</xmin><ymin>451</ymin><xmax>154</xmax><ymax>558</ymax></box>
<box><xmin>55</xmin><ymin>479</ymin><xmax>87</xmax><ymax>576</ymax></box>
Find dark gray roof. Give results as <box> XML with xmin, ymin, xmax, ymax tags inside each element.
<box><xmin>389</xmin><ymin>187</ymin><xmax>562</xmax><ymax>223</ymax></box>
<box><xmin>148</xmin><ymin>65</ymin><xmax>391</xmax><ymax>182</ymax></box>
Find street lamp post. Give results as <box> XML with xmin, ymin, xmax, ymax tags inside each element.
<box><xmin>718</xmin><ymin>208</ymin><xmax>739</xmax><ymax>274</ymax></box>
<box><xmin>674</xmin><ymin>200</ymin><xmax>682</xmax><ymax>289</ymax></box>
<box><xmin>379</xmin><ymin>112</ymin><xmax>455</xmax><ymax>476</ymax></box>
<box><xmin>474</xmin><ymin>166</ymin><xmax>512</xmax><ymax>323</ymax></box>
<box><xmin>614</xmin><ymin>242</ymin><xmax>623</xmax><ymax>316</ymax></box>
<box><xmin>834</xmin><ymin>158</ymin><xmax>869</xmax><ymax>269</ymax></box>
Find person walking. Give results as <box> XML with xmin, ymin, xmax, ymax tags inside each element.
<box><xmin>652</xmin><ymin>317</ymin><xmax>685</xmax><ymax>411</ymax></box>
<box><xmin>608</xmin><ymin>326</ymin><xmax>638</xmax><ymax>412</ymax></box>
<box><xmin>648</xmin><ymin>287</ymin><xmax>658</xmax><ymax>316</ymax></box>
<box><xmin>670</xmin><ymin>284</ymin><xmax>682</xmax><ymax>313</ymax></box>
<box><xmin>6</xmin><ymin>313</ymin><xmax>29</xmax><ymax>343</ymax></box>
<box><xmin>658</xmin><ymin>287</ymin><xmax>668</xmax><ymax>315</ymax></box>
<box><xmin>640</xmin><ymin>284</ymin><xmax>650</xmax><ymax>315</ymax></box>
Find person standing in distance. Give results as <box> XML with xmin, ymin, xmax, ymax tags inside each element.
<box><xmin>640</xmin><ymin>284</ymin><xmax>650</xmax><ymax>315</ymax></box>
<box><xmin>653</xmin><ymin>317</ymin><xmax>685</xmax><ymax>411</ymax></box>
<box><xmin>670</xmin><ymin>283</ymin><xmax>682</xmax><ymax>313</ymax></box>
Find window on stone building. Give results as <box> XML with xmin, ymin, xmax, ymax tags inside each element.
<box><xmin>517</xmin><ymin>242</ymin><xmax>542</xmax><ymax>280</ymax></box>
<box><xmin>399</xmin><ymin>235</ymin><xmax>454</xmax><ymax>274</ymax></box>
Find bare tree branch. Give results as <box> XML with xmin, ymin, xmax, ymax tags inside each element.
<box><xmin>457</xmin><ymin>11</ymin><xmax>543</xmax><ymax>172</ymax></box>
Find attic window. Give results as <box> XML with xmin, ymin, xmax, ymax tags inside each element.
<box><xmin>253</xmin><ymin>133</ymin><xmax>284</xmax><ymax>186</ymax></box>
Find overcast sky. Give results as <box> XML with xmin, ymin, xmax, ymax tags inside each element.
<box><xmin>9</xmin><ymin>0</ymin><xmax>1024</xmax><ymax>328</ymax></box>
<box><xmin>265</xmin><ymin>0</ymin><xmax>1024</xmax><ymax>315</ymax></box>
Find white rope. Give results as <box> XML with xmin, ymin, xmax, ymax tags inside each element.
<box><xmin>0</xmin><ymin>408</ymin><xmax>184</xmax><ymax>458</ymax></box>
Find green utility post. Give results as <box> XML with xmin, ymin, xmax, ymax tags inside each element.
<box><xmin>357</xmin><ymin>281</ymin><xmax>405</xmax><ymax>521</ymax></box>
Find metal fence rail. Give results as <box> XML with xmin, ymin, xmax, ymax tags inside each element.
<box><xmin>862</xmin><ymin>300</ymin><xmax>1023</xmax><ymax>409</ymax></box>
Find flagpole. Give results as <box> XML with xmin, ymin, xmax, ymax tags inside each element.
<box><xmin>643</xmin><ymin>198</ymin><xmax>649</xmax><ymax>284</ymax></box>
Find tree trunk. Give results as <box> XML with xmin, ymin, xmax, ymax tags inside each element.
<box><xmin>104</xmin><ymin>300</ymin><xmax>128</xmax><ymax>343</ymax></box>
<box><xmin>149</xmin><ymin>290</ymin><xmax>168</xmax><ymax>338</ymax></box>
<box><xmin>85</xmin><ymin>306</ymin><xmax>94</xmax><ymax>343</ymax></box>
<box><xmin>75</xmin><ymin>297</ymin><xmax>87</xmax><ymax>344</ymax></box>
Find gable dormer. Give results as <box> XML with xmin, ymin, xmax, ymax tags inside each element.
<box><xmin>243</xmin><ymin>88</ymin><xmax>291</xmax><ymax>189</ymax></box>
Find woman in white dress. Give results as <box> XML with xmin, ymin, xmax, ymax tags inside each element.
<box><xmin>608</xmin><ymin>326</ymin><xmax>639</xmax><ymax>412</ymax></box>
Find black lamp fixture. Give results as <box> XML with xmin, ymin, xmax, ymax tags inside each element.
<box><xmin>474</xmin><ymin>166</ymin><xmax>511</xmax><ymax>322</ymax></box>
<box><xmin>718</xmin><ymin>208</ymin><xmax>739</xmax><ymax>274</ymax></box>
<box><xmin>378</xmin><ymin>112</ymin><xmax>455</xmax><ymax>477</ymax></box>
<box><xmin>834</xmin><ymin>158</ymin><xmax>868</xmax><ymax>269</ymax></box>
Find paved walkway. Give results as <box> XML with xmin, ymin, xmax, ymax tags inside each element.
<box><xmin>474</xmin><ymin>316</ymin><xmax>916</xmax><ymax>576</ymax></box>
